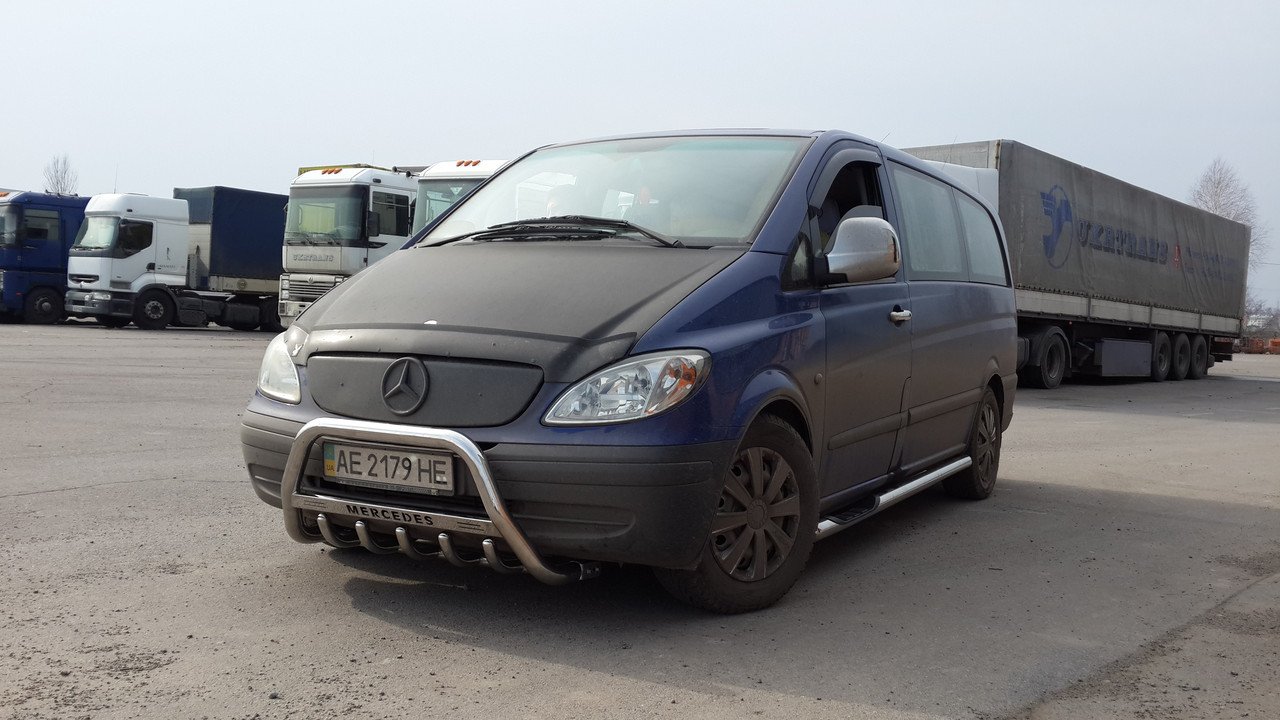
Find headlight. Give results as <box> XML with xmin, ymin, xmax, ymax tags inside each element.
<box><xmin>90</xmin><ymin>291</ymin><xmax>112</xmax><ymax>301</ymax></box>
<box><xmin>257</xmin><ymin>331</ymin><xmax>302</xmax><ymax>403</ymax></box>
<box><xmin>0</xmin><ymin>270</ymin><xmax>6</xmax><ymax>291</ymax></box>
<box><xmin>544</xmin><ymin>351</ymin><xmax>709</xmax><ymax>425</ymax></box>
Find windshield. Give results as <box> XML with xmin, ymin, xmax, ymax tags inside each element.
<box><xmin>284</xmin><ymin>186</ymin><xmax>366</xmax><ymax>246</ymax></box>
<box><xmin>0</xmin><ymin>206</ymin><xmax>18</xmax><ymax>247</ymax></box>
<box><xmin>413</xmin><ymin>177</ymin><xmax>484</xmax><ymax>234</ymax></box>
<box><xmin>71</xmin><ymin>216</ymin><xmax>119</xmax><ymax>253</ymax></box>
<box><xmin>424</xmin><ymin>135</ymin><xmax>808</xmax><ymax>247</ymax></box>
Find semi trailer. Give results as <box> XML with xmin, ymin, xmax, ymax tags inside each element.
<box><xmin>905</xmin><ymin>140</ymin><xmax>1250</xmax><ymax>388</ymax></box>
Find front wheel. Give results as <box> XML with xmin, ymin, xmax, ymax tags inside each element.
<box><xmin>654</xmin><ymin>415</ymin><xmax>818</xmax><ymax>614</ymax></box>
<box><xmin>133</xmin><ymin>290</ymin><xmax>174</xmax><ymax>330</ymax></box>
<box><xmin>943</xmin><ymin>386</ymin><xmax>1003</xmax><ymax>500</ymax></box>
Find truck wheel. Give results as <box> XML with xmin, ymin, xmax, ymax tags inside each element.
<box><xmin>654</xmin><ymin>415</ymin><xmax>817</xmax><ymax>613</ymax></box>
<box><xmin>1021</xmin><ymin>329</ymin><xmax>1067</xmax><ymax>389</ymax></box>
<box><xmin>1150</xmin><ymin>332</ymin><xmax>1171</xmax><ymax>382</ymax></box>
<box><xmin>23</xmin><ymin>288</ymin><xmax>64</xmax><ymax>325</ymax></box>
<box><xmin>133</xmin><ymin>291</ymin><xmax>174</xmax><ymax>330</ymax></box>
<box><xmin>1170</xmin><ymin>333</ymin><xmax>1191</xmax><ymax>381</ymax></box>
<box><xmin>259</xmin><ymin>298</ymin><xmax>285</xmax><ymax>333</ymax></box>
<box><xmin>1188</xmin><ymin>335</ymin><xmax>1209</xmax><ymax>379</ymax></box>
<box><xmin>944</xmin><ymin>386</ymin><xmax>1002</xmax><ymax>500</ymax></box>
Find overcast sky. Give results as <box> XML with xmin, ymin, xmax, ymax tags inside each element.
<box><xmin>6</xmin><ymin>0</ymin><xmax>1279</xmax><ymax>304</ymax></box>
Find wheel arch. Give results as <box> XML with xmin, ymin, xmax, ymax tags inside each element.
<box><xmin>727</xmin><ymin>368</ymin><xmax>814</xmax><ymax>455</ymax></box>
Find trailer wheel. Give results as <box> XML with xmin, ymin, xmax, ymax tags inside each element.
<box><xmin>23</xmin><ymin>288</ymin><xmax>64</xmax><ymax>325</ymax></box>
<box><xmin>1170</xmin><ymin>333</ymin><xmax>1191</xmax><ymax>381</ymax></box>
<box><xmin>944</xmin><ymin>385</ymin><xmax>1003</xmax><ymax>500</ymax></box>
<box><xmin>1150</xmin><ymin>332</ymin><xmax>1171</xmax><ymax>382</ymax></box>
<box><xmin>1021</xmin><ymin>329</ymin><xmax>1068</xmax><ymax>389</ymax></box>
<box><xmin>133</xmin><ymin>290</ymin><xmax>174</xmax><ymax>330</ymax></box>
<box><xmin>653</xmin><ymin>415</ymin><xmax>817</xmax><ymax>614</ymax></box>
<box><xmin>1188</xmin><ymin>335</ymin><xmax>1209</xmax><ymax>379</ymax></box>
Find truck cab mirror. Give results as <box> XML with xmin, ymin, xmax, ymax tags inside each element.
<box><xmin>822</xmin><ymin>217</ymin><xmax>901</xmax><ymax>285</ymax></box>
<box><xmin>365</xmin><ymin>211</ymin><xmax>381</xmax><ymax>238</ymax></box>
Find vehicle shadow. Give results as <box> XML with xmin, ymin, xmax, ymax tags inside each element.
<box><xmin>320</xmin><ymin>476</ymin><xmax>1280</xmax><ymax>716</ymax></box>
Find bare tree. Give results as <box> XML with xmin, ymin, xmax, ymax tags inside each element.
<box><xmin>1187</xmin><ymin>157</ymin><xmax>1271</xmax><ymax>271</ymax></box>
<box><xmin>42</xmin><ymin>154</ymin><xmax>79</xmax><ymax>195</ymax></box>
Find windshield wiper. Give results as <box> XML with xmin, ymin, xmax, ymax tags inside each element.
<box><xmin>285</xmin><ymin>231</ymin><xmax>339</xmax><ymax>246</ymax></box>
<box><xmin>501</xmin><ymin>216</ymin><xmax>685</xmax><ymax>248</ymax></box>
<box><xmin>438</xmin><ymin>215</ymin><xmax>685</xmax><ymax>248</ymax></box>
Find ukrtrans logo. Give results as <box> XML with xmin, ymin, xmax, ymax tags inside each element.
<box><xmin>1040</xmin><ymin>186</ymin><xmax>1073</xmax><ymax>269</ymax></box>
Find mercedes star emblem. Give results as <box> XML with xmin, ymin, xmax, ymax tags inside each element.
<box><xmin>381</xmin><ymin>357</ymin><xmax>429</xmax><ymax>416</ymax></box>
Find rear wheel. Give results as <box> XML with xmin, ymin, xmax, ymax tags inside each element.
<box><xmin>654</xmin><ymin>415</ymin><xmax>817</xmax><ymax>614</ymax></box>
<box><xmin>133</xmin><ymin>290</ymin><xmax>174</xmax><ymax>330</ymax></box>
<box><xmin>1150</xmin><ymin>332</ymin><xmax>1171</xmax><ymax>381</ymax></box>
<box><xmin>1170</xmin><ymin>333</ymin><xmax>1191</xmax><ymax>380</ymax></box>
<box><xmin>1020</xmin><ymin>329</ymin><xmax>1067</xmax><ymax>389</ymax></box>
<box><xmin>1188</xmin><ymin>335</ymin><xmax>1209</xmax><ymax>379</ymax></box>
<box><xmin>23</xmin><ymin>288</ymin><xmax>64</xmax><ymax>325</ymax></box>
<box><xmin>944</xmin><ymin>386</ymin><xmax>1003</xmax><ymax>500</ymax></box>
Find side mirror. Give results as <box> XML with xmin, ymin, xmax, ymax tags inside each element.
<box><xmin>823</xmin><ymin>217</ymin><xmax>901</xmax><ymax>285</ymax></box>
<box><xmin>365</xmin><ymin>211</ymin><xmax>381</xmax><ymax>238</ymax></box>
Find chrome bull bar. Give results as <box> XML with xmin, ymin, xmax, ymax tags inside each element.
<box><xmin>281</xmin><ymin>418</ymin><xmax>599</xmax><ymax>585</ymax></box>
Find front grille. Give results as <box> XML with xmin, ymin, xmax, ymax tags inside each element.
<box><xmin>307</xmin><ymin>354</ymin><xmax>544</xmax><ymax>427</ymax></box>
<box><xmin>287</xmin><ymin>278</ymin><xmax>334</xmax><ymax>302</ymax></box>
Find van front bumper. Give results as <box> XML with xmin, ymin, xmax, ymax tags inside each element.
<box><xmin>241</xmin><ymin>410</ymin><xmax>734</xmax><ymax>580</ymax></box>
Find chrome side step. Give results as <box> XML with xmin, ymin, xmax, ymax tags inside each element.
<box><xmin>815</xmin><ymin>457</ymin><xmax>972</xmax><ymax>540</ymax></box>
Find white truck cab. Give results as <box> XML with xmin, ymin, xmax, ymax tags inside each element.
<box><xmin>65</xmin><ymin>194</ymin><xmax>190</xmax><ymax>327</ymax></box>
<box><xmin>278</xmin><ymin>165</ymin><xmax>419</xmax><ymax>323</ymax></box>
<box><xmin>412</xmin><ymin>159</ymin><xmax>505</xmax><ymax>234</ymax></box>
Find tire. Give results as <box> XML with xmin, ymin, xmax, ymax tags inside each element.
<box><xmin>1020</xmin><ymin>329</ymin><xmax>1067</xmax><ymax>389</ymax></box>
<box><xmin>23</xmin><ymin>288</ymin><xmax>64</xmax><ymax>325</ymax></box>
<box><xmin>1150</xmin><ymin>332</ymin><xmax>1171</xmax><ymax>382</ymax></box>
<box><xmin>1170</xmin><ymin>333</ymin><xmax>1191</xmax><ymax>381</ymax></box>
<box><xmin>943</xmin><ymin>386</ymin><xmax>1003</xmax><ymax>500</ymax></box>
<box><xmin>260</xmin><ymin>298</ymin><xmax>285</xmax><ymax>333</ymax></box>
<box><xmin>1188</xmin><ymin>335</ymin><xmax>1209</xmax><ymax>379</ymax></box>
<box><xmin>654</xmin><ymin>415</ymin><xmax>818</xmax><ymax>614</ymax></box>
<box><xmin>133</xmin><ymin>290</ymin><xmax>174</xmax><ymax>330</ymax></box>
<box><xmin>96</xmin><ymin>316</ymin><xmax>130</xmax><ymax>328</ymax></box>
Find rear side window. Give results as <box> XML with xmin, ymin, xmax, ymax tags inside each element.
<box><xmin>889</xmin><ymin>164</ymin><xmax>965</xmax><ymax>281</ymax></box>
<box><xmin>956</xmin><ymin>193</ymin><xmax>1008</xmax><ymax>285</ymax></box>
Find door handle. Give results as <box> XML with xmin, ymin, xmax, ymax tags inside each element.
<box><xmin>889</xmin><ymin>308</ymin><xmax>912</xmax><ymax>323</ymax></box>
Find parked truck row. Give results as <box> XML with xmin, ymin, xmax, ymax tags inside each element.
<box><xmin>3</xmin><ymin>143</ymin><xmax>1251</xmax><ymax>391</ymax></box>
<box><xmin>904</xmin><ymin>140</ymin><xmax>1251</xmax><ymax>387</ymax></box>
<box><xmin>0</xmin><ymin>160</ymin><xmax>502</xmax><ymax>329</ymax></box>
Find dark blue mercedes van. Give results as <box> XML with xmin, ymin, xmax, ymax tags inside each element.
<box><xmin>240</xmin><ymin>130</ymin><xmax>1018</xmax><ymax>613</ymax></box>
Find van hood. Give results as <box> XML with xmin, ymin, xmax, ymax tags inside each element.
<box><xmin>296</xmin><ymin>242</ymin><xmax>746</xmax><ymax>383</ymax></box>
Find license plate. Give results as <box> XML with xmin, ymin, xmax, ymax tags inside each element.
<box><xmin>322</xmin><ymin>442</ymin><xmax>455</xmax><ymax>495</ymax></box>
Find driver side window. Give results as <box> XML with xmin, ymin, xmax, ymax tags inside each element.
<box><xmin>114</xmin><ymin>219</ymin><xmax>153</xmax><ymax>259</ymax></box>
<box><xmin>785</xmin><ymin>159</ymin><xmax>887</xmax><ymax>289</ymax></box>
